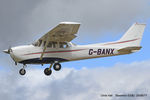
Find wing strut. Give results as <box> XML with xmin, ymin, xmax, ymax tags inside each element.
<box><xmin>40</xmin><ymin>35</ymin><xmax>49</xmax><ymax>60</ymax></box>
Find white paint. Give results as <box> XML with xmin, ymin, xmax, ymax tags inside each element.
<box><xmin>3</xmin><ymin>23</ymin><xmax>146</xmax><ymax>65</ymax></box>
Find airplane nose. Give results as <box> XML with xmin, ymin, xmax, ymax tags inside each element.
<box><xmin>3</xmin><ymin>49</ymin><xmax>9</xmax><ymax>54</ymax></box>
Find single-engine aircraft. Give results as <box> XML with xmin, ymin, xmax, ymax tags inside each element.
<box><xmin>3</xmin><ymin>22</ymin><xmax>146</xmax><ymax>76</ymax></box>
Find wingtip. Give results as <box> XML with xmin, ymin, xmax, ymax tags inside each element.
<box><xmin>135</xmin><ymin>22</ymin><xmax>146</xmax><ymax>26</ymax></box>
<box><xmin>60</xmin><ymin>22</ymin><xmax>81</xmax><ymax>25</ymax></box>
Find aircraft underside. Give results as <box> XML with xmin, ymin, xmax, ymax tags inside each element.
<box><xmin>19</xmin><ymin>57</ymin><xmax>69</xmax><ymax>64</ymax></box>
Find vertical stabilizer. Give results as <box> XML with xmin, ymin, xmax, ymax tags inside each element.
<box><xmin>118</xmin><ymin>23</ymin><xmax>146</xmax><ymax>47</ymax></box>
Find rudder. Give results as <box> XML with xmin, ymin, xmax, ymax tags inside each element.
<box><xmin>118</xmin><ymin>23</ymin><xmax>146</xmax><ymax>47</ymax></box>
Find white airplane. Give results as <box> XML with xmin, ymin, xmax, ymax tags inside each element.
<box><xmin>3</xmin><ymin>22</ymin><xmax>146</xmax><ymax>76</ymax></box>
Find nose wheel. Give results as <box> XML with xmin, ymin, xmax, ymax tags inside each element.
<box><xmin>19</xmin><ymin>68</ymin><xmax>26</xmax><ymax>75</ymax></box>
<box><xmin>19</xmin><ymin>65</ymin><xmax>26</xmax><ymax>75</ymax></box>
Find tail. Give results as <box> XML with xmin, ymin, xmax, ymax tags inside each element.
<box><xmin>116</xmin><ymin>23</ymin><xmax>146</xmax><ymax>53</ymax></box>
<box><xmin>118</xmin><ymin>23</ymin><xmax>146</xmax><ymax>47</ymax></box>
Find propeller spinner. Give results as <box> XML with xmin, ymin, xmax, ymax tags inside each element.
<box><xmin>3</xmin><ymin>46</ymin><xmax>12</xmax><ymax>54</ymax></box>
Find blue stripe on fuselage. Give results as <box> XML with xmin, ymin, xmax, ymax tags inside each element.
<box><xmin>19</xmin><ymin>57</ymin><xmax>69</xmax><ymax>64</ymax></box>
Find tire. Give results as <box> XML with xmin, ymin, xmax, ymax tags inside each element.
<box><xmin>19</xmin><ymin>68</ymin><xmax>26</xmax><ymax>75</ymax></box>
<box><xmin>53</xmin><ymin>63</ymin><xmax>61</xmax><ymax>71</ymax></box>
<box><xmin>44</xmin><ymin>68</ymin><xmax>52</xmax><ymax>76</ymax></box>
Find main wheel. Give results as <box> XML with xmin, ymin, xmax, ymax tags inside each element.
<box><xmin>44</xmin><ymin>68</ymin><xmax>52</xmax><ymax>76</ymax></box>
<box><xmin>19</xmin><ymin>68</ymin><xmax>26</xmax><ymax>75</ymax></box>
<box><xmin>53</xmin><ymin>63</ymin><xmax>61</xmax><ymax>71</ymax></box>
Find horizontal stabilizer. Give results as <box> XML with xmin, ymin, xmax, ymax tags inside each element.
<box><xmin>118</xmin><ymin>46</ymin><xmax>142</xmax><ymax>53</ymax></box>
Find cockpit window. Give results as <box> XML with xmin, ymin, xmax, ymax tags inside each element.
<box><xmin>59</xmin><ymin>42</ymin><xmax>68</xmax><ymax>48</ymax></box>
<box><xmin>52</xmin><ymin>42</ymin><xmax>57</xmax><ymax>48</ymax></box>
<box><xmin>33</xmin><ymin>41</ymin><xmax>71</xmax><ymax>48</ymax></box>
<box><xmin>32</xmin><ymin>41</ymin><xmax>39</xmax><ymax>46</ymax></box>
<box><xmin>47</xmin><ymin>42</ymin><xmax>52</xmax><ymax>48</ymax></box>
<box><xmin>43</xmin><ymin>41</ymin><xmax>46</xmax><ymax>47</ymax></box>
<box><xmin>32</xmin><ymin>40</ymin><xmax>43</xmax><ymax>47</ymax></box>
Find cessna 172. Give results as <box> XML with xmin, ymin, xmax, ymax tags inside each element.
<box><xmin>3</xmin><ymin>22</ymin><xmax>146</xmax><ymax>76</ymax></box>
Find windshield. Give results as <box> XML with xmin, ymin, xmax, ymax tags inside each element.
<box><xmin>32</xmin><ymin>41</ymin><xmax>38</xmax><ymax>46</ymax></box>
<box><xmin>32</xmin><ymin>39</ymin><xmax>42</xmax><ymax>47</ymax></box>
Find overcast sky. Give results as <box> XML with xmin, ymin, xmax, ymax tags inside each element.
<box><xmin>0</xmin><ymin>0</ymin><xmax>150</xmax><ymax>100</ymax></box>
<box><xmin>0</xmin><ymin>0</ymin><xmax>150</xmax><ymax>48</ymax></box>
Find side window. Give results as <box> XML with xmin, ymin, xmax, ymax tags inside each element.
<box><xmin>63</xmin><ymin>43</ymin><xmax>68</xmax><ymax>48</ymax></box>
<box><xmin>59</xmin><ymin>42</ymin><xmax>68</xmax><ymax>48</ymax></box>
<box><xmin>60</xmin><ymin>42</ymin><xmax>63</xmax><ymax>48</ymax></box>
<box><xmin>52</xmin><ymin>42</ymin><xmax>57</xmax><ymax>48</ymax></box>
<box><xmin>43</xmin><ymin>41</ymin><xmax>46</xmax><ymax>46</ymax></box>
<box><xmin>42</xmin><ymin>41</ymin><xmax>57</xmax><ymax>48</ymax></box>
<box><xmin>47</xmin><ymin>42</ymin><xmax>52</xmax><ymax>48</ymax></box>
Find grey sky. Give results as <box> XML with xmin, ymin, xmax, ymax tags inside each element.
<box><xmin>0</xmin><ymin>0</ymin><xmax>150</xmax><ymax>49</ymax></box>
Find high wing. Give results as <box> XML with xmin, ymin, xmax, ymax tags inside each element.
<box><xmin>35</xmin><ymin>22</ymin><xmax>80</xmax><ymax>60</ymax></box>
<box><xmin>39</xmin><ymin>22</ymin><xmax>80</xmax><ymax>42</ymax></box>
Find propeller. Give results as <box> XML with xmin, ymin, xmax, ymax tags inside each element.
<box><xmin>3</xmin><ymin>46</ymin><xmax>12</xmax><ymax>54</ymax></box>
<box><xmin>8</xmin><ymin>46</ymin><xmax>12</xmax><ymax>53</ymax></box>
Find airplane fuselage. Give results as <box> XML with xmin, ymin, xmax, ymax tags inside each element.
<box><xmin>3</xmin><ymin>22</ymin><xmax>145</xmax><ymax>76</ymax></box>
<box><xmin>9</xmin><ymin>43</ymin><xmax>125</xmax><ymax>65</ymax></box>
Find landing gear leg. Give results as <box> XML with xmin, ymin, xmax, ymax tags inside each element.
<box><xmin>44</xmin><ymin>63</ymin><xmax>53</xmax><ymax>76</ymax></box>
<box><xmin>19</xmin><ymin>65</ymin><xmax>26</xmax><ymax>75</ymax></box>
